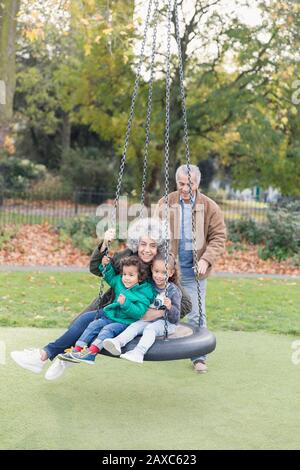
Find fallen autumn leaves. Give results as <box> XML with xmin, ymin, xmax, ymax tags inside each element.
<box><xmin>0</xmin><ymin>224</ymin><xmax>299</xmax><ymax>276</ymax></box>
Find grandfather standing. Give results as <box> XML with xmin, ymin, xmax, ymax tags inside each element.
<box><xmin>156</xmin><ymin>164</ymin><xmax>226</xmax><ymax>373</ymax></box>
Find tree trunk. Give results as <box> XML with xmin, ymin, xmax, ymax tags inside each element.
<box><xmin>145</xmin><ymin>165</ymin><xmax>161</xmax><ymax>206</ymax></box>
<box><xmin>0</xmin><ymin>0</ymin><xmax>20</xmax><ymax>149</ymax></box>
<box><xmin>61</xmin><ymin>113</ymin><xmax>72</xmax><ymax>153</ymax></box>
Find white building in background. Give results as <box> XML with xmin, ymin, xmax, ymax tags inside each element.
<box><xmin>209</xmin><ymin>178</ymin><xmax>281</xmax><ymax>203</ymax></box>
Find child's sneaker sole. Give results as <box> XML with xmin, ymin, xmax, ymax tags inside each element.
<box><xmin>103</xmin><ymin>339</ymin><xmax>121</xmax><ymax>356</ymax></box>
<box><xmin>57</xmin><ymin>353</ymin><xmax>80</xmax><ymax>363</ymax></box>
<box><xmin>74</xmin><ymin>358</ymin><xmax>95</xmax><ymax>365</ymax></box>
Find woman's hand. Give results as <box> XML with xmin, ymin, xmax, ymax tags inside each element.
<box><xmin>141</xmin><ymin>308</ymin><xmax>164</xmax><ymax>321</ymax></box>
<box><xmin>103</xmin><ymin>228</ymin><xmax>116</xmax><ymax>247</ymax></box>
<box><xmin>163</xmin><ymin>297</ymin><xmax>172</xmax><ymax>310</ymax></box>
<box><xmin>102</xmin><ymin>255</ymin><xmax>111</xmax><ymax>266</ymax></box>
<box><xmin>117</xmin><ymin>294</ymin><xmax>126</xmax><ymax>305</ymax></box>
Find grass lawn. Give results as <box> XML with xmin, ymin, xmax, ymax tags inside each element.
<box><xmin>0</xmin><ymin>272</ymin><xmax>299</xmax><ymax>449</ymax></box>
<box><xmin>1</xmin><ymin>327</ymin><xmax>299</xmax><ymax>450</ymax></box>
<box><xmin>0</xmin><ymin>273</ymin><xmax>299</xmax><ymax>335</ymax></box>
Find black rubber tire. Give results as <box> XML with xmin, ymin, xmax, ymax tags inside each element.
<box><xmin>101</xmin><ymin>324</ymin><xmax>216</xmax><ymax>361</ymax></box>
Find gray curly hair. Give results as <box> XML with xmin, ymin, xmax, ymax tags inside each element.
<box><xmin>127</xmin><ymin>217</ymin><xmax>169</xmax><ymax>253</ymax></box>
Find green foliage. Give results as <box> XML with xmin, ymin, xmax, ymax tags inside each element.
<box><xmin>0</xmin><ymin>0</ymin><xmax>20</xmax><ymax>141</ymax></box>
<box><xmin>56</xmin><ymin>215</ymin><xmax>123</xmax><ymax>254</ymax></box>
<box><xmin>289</xmin><ymin>254</ymin><xmax>300</xmax><ymax>267</ymax></box>
<box><xmin>59</xmin><ymin>146</ymin><xmax>116</xmax><ymax>194</ymax></box>
<box><xmin>9</xmin><ymin>0</ymin><xmax>300</xmax><ymax>197</ymax></box>
<box><xmin>259</xmin><ymin>209</ymin><xmax>300</xmax><ymax>261</ymax></box>
<box><xmin>0</xmin><ymin>225</ymin><xmax>18</xmax><ymax>249</ymax></box>
<box><xmin>228</xmin><ymin>208</ymin><xmax>300</xmax><ymax>261</ymax></box>
<box><xmin>275</xmin><ymin>199</ymin><xmax>300</xmax><ymax>212</ymax></box>
<box><xmin>56</xmin><ymin>215</ymin><xmax>99</xmax><ymax>254</ymax></box>
<box><xmin>0</xmin><ymin>152</ymin><xmax>47</xmax><ymax>194</ymax></box>
<box><xmin>227</xmin><ymin>218</ymin><xmax>265</xmax><ymax>245</ymax></box>
<box><xmin>29</xmin><ymin>175</ymin><xmax>73</xmax><ymax>200</ymax></box>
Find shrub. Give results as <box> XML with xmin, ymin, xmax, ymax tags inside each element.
<box><xmin>0</xmin><ymin>226</ymin><xmax>18</xmax><ymax>249</ymax></box>
<box><xmin>30</xmin><ymin>175</ymin><xmax>73</xmax><ymax>201</ymax></box>
<box><xmin>289</xmin><ymin>254</ymin><xmax>300</xmax><ymax>267</ymax></box>
<box><xmin>258</xmin><ymin>209</ymin><xmax>300</xmax><ymax>261</ymax></box>
<box><xmin>56</xmin><ymin>216</ymin><xmax>98</xmax><ymax>254</ymax></box>
<box><xmin>0</xmin><ymin>152</ymin><xmax>47</xmax><ymax>195</ymax></box>
<box><xmin>272</xmin><ymin>198</ymin><xmax>300</xmax><ymax>212</ymax></box>
<box><xmin>56</xmin><ymin>216</ymin><xmax>123</xmax><ymax>255</ymax></box>
<box><xmin>227</xmin><ymin>218</ymin><xmax>265</xmax><ymax>245</ymax></box>
<box><xmin>59</xmin><ymin>147</ymin><xmax>116</xmax><ymax>198</ymax></box>
<box><xmin>227</xmin><ymin>208</ymin><xmax>300</xmax><ymax>261</ymax></box>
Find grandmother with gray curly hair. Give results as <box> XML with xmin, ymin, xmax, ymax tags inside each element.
<box><xmin>11</xmin><ymin>217</ymin><xmax>192</xmax><ymax>381</ymax></box>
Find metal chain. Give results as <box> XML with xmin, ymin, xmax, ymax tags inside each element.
<box><xmin>95</xmin><ymin>248</ymin><xmax>109</xmax><ymax>317</ymax></box>
<box><xmin>174</xmin><ymin>1</ymin><xmax>203</xmax><ymax>327</ymax></box>
<box><xmin>112</xmin><ymin>0</ymin><xmax>154</xmax><ymax>228</ymax></box>
<box><xmin>139</xmin><ymin>0</ymin><xmax>160</xmax><ymax>217</ymax></box>
<box><xmin>98</xmin><ymin>1</ymin><xmax>154</xmax><ymax>316</ymax></box>
<box><xmin>163</xmin><ymin>0</ymin><xmax>173</xmax><ymax>340</ymax></box>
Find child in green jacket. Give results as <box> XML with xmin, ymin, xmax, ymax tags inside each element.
<box><xmin>58</xmin><ymin>256</ymin><xmax>156</xmax><ymax>364</ymax></box>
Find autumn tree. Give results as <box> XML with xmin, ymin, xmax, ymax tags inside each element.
<box><xmin>0</xmin><ymin>0</ymin><xmax>20</xmax><ymax>148</ymax></box>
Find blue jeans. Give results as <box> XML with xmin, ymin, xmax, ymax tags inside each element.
<box><xmin>180</xmin><ymin>277</ymin><xmax>207</xmax><ymax>363</ymax></box>
<box><xmin>43</xmin><ymin>309</ymin><xmax>128</xmax><ymax>360</ymax></box>
<box><xmin>76</xmin><ymin>309</ymin><xmax>128</xmax><ymax>349</ymax></box>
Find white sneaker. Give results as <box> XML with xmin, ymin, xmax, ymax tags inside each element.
<box><xmin>120</xmin><ymin>349</ymin><xmax>144</xmax><ymax>364</ymax></box>
<box><xmin>45</xmin><ymin>358</ymin><xmax>76</xmax><ymax>381</ymax></box>
<box><xmin>10</xmin><ymin>348</ymin><xmax>45</xmax><ymax>374</ymax></box>
<box><xmin>103</xmin><ymin>338</ymin><xmax>122</xmax><ymax>356</ymax></box>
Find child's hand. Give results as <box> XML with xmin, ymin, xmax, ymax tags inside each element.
<box><xmin>117</xmin><ymin>294</ymin><xmax>126</xmax><ymax>305</ymax></box>
<box><xmin>163</xmin><ymin>297</ymin><xmax>172</xmax><ymax>310</ymax></box>
<box><xmin>102</xmin><ymin>255</ymin><xmax>111</xmax><ymax>266</ymax></box>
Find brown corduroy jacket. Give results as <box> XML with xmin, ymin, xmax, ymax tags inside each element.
<box><xmin>156</xmin><ymin>190</ymin><xmax>226</xmax><ymax>279</ymax></box>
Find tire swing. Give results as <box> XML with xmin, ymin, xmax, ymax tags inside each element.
<box><xmin>100</xmin><ymin>0</ymin><xmax>216</xmax><ymax>361</ymax></box>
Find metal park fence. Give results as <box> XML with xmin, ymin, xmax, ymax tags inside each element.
<box><xmin>0</xmin><ymin>189</ymin><xmax>298</xmax><ymax>227</ymax></box>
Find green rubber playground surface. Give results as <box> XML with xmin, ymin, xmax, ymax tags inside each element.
<box><xmin>1</xmin><ymin>327</ymin><xmax>299</xmax><ymax>450</ymax></box>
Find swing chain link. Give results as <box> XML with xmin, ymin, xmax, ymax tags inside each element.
<box><xmin>95</xmin><ymin>247</ymin><xmax>109</xmax><ymax>318</ymax></box>
<box><xmin>174</xmin><ymin>1</ymin><xmax>203</xmax><ymax>327</ymax></box>
<box><xmin>140</xmin><ymin>0</ymin><xmax>160</xmax><ymax>217</ymax></box>
<box><xmin>112</xmin><ymin>0</ymin><xmax>154</xmax><ymax>227</ymax></box>
<box><xmin>98</xmin><ymin>0</ymin><xmax>157</xmax><ymax>316</ymax></box>
<box><xmin>163</xmin><ymin>0</ymin><xmax>173</xmax><ymax>340</ymax></box>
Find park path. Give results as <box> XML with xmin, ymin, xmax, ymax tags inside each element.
<box><xmin>0</xmin><ymin>264</ymin><xmax>299</xmax><ymax>280</ymax></box>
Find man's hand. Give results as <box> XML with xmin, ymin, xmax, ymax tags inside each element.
<box><xmin>117</xmin><ymin>294</ymin><xmax>126</xmax><ymax>305</ymax></box>
<box><xmin>197</xmin><ymin>259</ymin><xmax>209</xmax><ymax>275</ymax></box>
<box><xmin>102</xmin><ymin>255</ymin><xmax>111</xmax><ymax>266</ymax></box>
<box><xmin>163</xmin><ymin>297</ymin><xmax>172</xmax><ymax>310</ymax></box>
